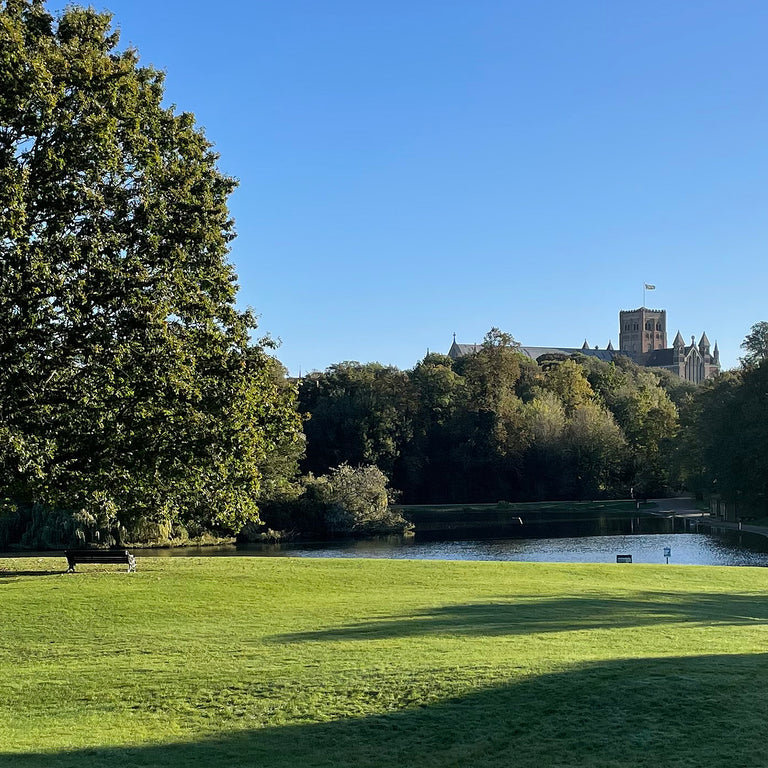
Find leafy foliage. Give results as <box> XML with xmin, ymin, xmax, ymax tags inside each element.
<box><xmin>309</xmin><ymin>464</ymin><xmax>407</xmax><ymax>535</ymax></box>
<box><xmin>299</xmin><ymin>335</ymin><xmax>680</xmax><ymax>503</ymax></box>
<box><xmin>675</xmin><ymin>361</ymin><xmax>768</xmax><ymax>516</ymax></box>
<box><xmin>299</xmin><ymin>363</ymin><xmax>411</xmax><ymax>478</ymax></box>
<box><xmin>0</xmin><ymin>1</ymin><xmax>302</xmax><ymax>540</ymax></box>
<box><xmin>256</xmin><ymin>464</ymin><xmax>410</xmax><ymax>537</ymax></box>
<box><xmin>740</xmin><ymin>321</ymin><xmax>768</xmax><ymax>368</ymax></box>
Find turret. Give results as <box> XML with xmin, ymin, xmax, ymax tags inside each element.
<box><xmin>582</xmin><ymin>339</ymin><xmax>589</xmax><ymax>350</ymax></box>
<box><xmin>713</xmin><ymin>341</ymin><xmax>720</xmax><ymax>363</ymax></box>
<box><xmin>699</xmin><ymin>332</ymin><xmax>710</xmax><ymax>355</ymax></box>
<box><xmin>606</xmin><ymin>340</ymin><xmax>614</xmax><ymax>351</ymax></box>
<box><xmin>672</xmin><ymin>331</ymin><xmax>685</xmax><ymax>363</ymax></box>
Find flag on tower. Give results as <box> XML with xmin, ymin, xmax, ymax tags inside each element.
<box><xmin>644</xmin><ymin>283</ymin><xmax>656</xmax><ymax>290</ymax></box>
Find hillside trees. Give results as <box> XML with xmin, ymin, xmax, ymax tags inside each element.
<box><xmin>299</xmin><ymin>340</ymin><xmax>679</xmax><ymax>503</ymax></box>
<box><xmin>580</xmin><ymin>356</ymin><xmax>679</xmax><ymax>495</ymax></box>
<box><xmin>675</xmin><ymin>322</ymin><xmax>768</xmax><ymax>515</ymax></box>
<box><xmin>298</xmin><ymin>363</ymin><xmax>412</xmax><ymax>479</ymax></box>
<box><xmin>740</xmin><ymin>321</ymin><xmax>768</xmax><ymax>367</ymax></box>
<box><xmin>0</xmin><ymin>1</ymin><xmax>301</xmax><ymax>541</ymax></box>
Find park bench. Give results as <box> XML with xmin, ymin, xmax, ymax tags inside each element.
<box><xmin>65</xmin><ymin>549</ymin><xmax>137</xmax><ymax>573</ymax></box>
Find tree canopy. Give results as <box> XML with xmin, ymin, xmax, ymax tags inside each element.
<box><xmin>0</xmin><ymin>0</ymin><xmax>301</xmax><ymax>543</ymax></box>
<box><xmin>299</xmin><ymin>341</ymin><xmax>681</xmax><ymax>504</ymax></box>
<box><xmin>675</xmin><ymin>325</ymin><xmax>768</xmax><ymax>516</ymax></box>
<box><xmin>740</xmin><ymin>321</ymin><xmax>768</xmax><ymax>368</ymax></box>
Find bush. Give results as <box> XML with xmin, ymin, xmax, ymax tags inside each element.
<box><xmin>256</xmin><ymin>465</ymin><xmax>412</xmax><ymax>538</ymax></box>
<box><xmin>0</xmin><ymin>501</ymin><xmax>114</xmax><ymax>549</ymax></box>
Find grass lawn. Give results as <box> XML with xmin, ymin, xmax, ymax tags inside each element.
<box><xmin>1</xmin><ymin>555</ymin><xmax>768</xmax><ymax>767</ymax></box>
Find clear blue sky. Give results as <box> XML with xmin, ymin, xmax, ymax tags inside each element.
<box><xmin>63</xmin><ymin>0</ymin><xmax>768</xmax><ymax>372</ymax></box>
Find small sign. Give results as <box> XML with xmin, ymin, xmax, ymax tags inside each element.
<box><xmin>663</xmin><ymin>547</ymin><xmax>671</xmax><ymax>558</ymax></box>
<box><xmin>616</xmin><ymin>554</ymin><xmax>633</xmax><ymax>563</ymax></box>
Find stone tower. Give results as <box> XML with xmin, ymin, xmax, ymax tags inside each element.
<box><xmin>619</xmin><ymin>307</ymin><xmax>667</xmax><ymax>358</ymax></box>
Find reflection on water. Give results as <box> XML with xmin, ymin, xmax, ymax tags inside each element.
<box><xmin>134</xmin><ymin>517</ymin><xmax>768</xmax><ymax>567</ymax></box>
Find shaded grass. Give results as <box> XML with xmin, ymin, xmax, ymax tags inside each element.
<box><xmin>1</xmin><ymin>556</ymin><xmax>767</xmax><ymax>766</ymax></box>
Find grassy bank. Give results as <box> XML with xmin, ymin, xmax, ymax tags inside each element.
<box><xmin>1</xmin><ymin>556</ymin><xmax>767</xmax><ymax>767</ymax></box>
<box><xmin>396</xmin><ymin>499</ymin><xmax>657</xmax><ymax>533</ymax></box>
<box><xmin>394</xmin><ymin>499</ymin><xmax>650</xmax><ymax>514</ymax></box>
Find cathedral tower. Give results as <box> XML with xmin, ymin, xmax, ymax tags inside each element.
<box><xmin>619</xmin><ymin>307</ymin><xmax>667</xmax><ymax>358</ymax></box>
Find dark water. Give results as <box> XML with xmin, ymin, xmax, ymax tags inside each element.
<box><xmin>131</xmin><ymin>517</ymin><xmax>768</xmax><ymax>567</ymax></box>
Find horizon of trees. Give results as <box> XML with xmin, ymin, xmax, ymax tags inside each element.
<box><xmin>295</xmin><ymin>322</ymin><xmax>768</xmax><ymax>522</ymax></box>
<box><xmin>672</xmin><ymin>322</ymin><xmax>768</xmax><ymax>518</ymax></box>
<box><xmin>297</xmin><ymin>329</ymin><xmax>690</xmax><ymax>506</ymax></box>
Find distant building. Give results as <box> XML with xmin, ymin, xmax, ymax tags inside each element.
<box><xmin>448</xmin><ymin>307</ymin><xmax>721</xmax><ymax>384</ymax></box>
<box><xmin>619</xmin><ymin>307</ymin><xmax>720</xmax><ymax>384</ymax></box>
<box><xmin>619</xmin><ymin>307</ymin><xmax>668</xmax><ymax>355</ymax></box>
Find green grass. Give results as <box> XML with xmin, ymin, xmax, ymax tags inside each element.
<box><xmin>1</xmin><ymin>555</ymin><xmax>768</xmax><ymax>767</ymax></box>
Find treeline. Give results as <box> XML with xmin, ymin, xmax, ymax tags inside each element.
<box><xmin>674</xmin><ymin>322</ymin><xmax>768</xmax><ymax>518</ymax></box>
<box><xmin>298</xmin><ymin>330</ymin><xmax>693</xmax><ymax>504</ymax></box>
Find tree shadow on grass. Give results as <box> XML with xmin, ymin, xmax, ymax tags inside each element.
<box><xmin>0</xmin><ymin>569</ymin><xmax>65</xmax><ymax>578</ymax></box>
<box><xmin>4</xmin><ymin>653</ymin><xmax>768</xmax><ymax>768</ymax></box>
<box><xmin>272</xmin><ymin>592</ymin><xmax>768</xmax><ymax>643</ymax></box>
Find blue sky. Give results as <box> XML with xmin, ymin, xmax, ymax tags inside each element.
<box><xmin>63</xmin><ymin>0</ymin><xmax>768</xmax><ymax>372</ymax></box>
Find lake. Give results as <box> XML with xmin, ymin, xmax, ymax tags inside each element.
<box><xmin>133</xmin><ymin>517</ymin><xmax>768</xmax><ymax>567</ymax></box>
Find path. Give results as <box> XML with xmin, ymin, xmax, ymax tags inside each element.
<box><xmin>650</xmin><ymin>496</ymin><xmax>768</xmax><ymax>539</ymax></box>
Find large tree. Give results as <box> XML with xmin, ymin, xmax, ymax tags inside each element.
<box><xmin>0</xmin><ymin>1</ymin><xmax>301</xmax><ymax>539</ymax></box>
<box><xmin>299</xmin><ymin>362</ymin><xmax>411</xmax><ymax>479</ymax></box>
<box><xmin>740</xmin><ymin>321</ymin><xmax>768</xmax><ymax>368</ymax></box>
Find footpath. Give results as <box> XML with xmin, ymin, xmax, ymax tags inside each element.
<box><xmin>648</xmin><ymin>496</ymin><xmax>768</xmax><ymax>539</ymax></box>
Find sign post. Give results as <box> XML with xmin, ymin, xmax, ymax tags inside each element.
<box><xmin>663</xmin><ymin>547</ymin><xmax>671</xmax><ymax>564</ymax></box>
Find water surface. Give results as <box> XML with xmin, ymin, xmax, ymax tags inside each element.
<box><xmin>136</xmin><ymin>518</ymin><xmax>768</xmax><ymax>567</ymax></box>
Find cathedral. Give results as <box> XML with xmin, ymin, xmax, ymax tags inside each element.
<box><xmin>448</xmin><ymin>307</ymin><xmax>721</xmax><ymax>384</ymax></box>
<box><xmin>616</xmin><ymin>307</ymin><xmax>720</xmax><ymax>383</ymax></box>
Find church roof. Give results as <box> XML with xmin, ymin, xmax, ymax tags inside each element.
<box><xmin>672</xmin><ymin>331</ymin><xmax>685</xmax><ymax>347</ymax></box>
<box><xmin>517</xmin><ymin>346</ymin><xmax>618</xmax><ymax>362</ymax></box>
<box><xmin>645</xmin><ymin>349</ymin><xmax>675</xmax><ymax>366</ymax></box>
<box><xmin>699</xmin><ymin>332</ymin><xmax>710</xmax><ymax>348</ymax></box>
<box><xmin>449</xmin><ymin>340</ymin><xmax>620</xmax><ymax>363</ymax></box>
<box><xmin>448</xmin><ymin>341</ymin><xmax>481</xmax><ymax>359</ymax></box>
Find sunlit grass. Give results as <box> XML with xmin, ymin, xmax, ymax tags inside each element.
<box><xmin>1</xmin><ymin>555</ymin><xmax>767</xmax><ymax>766</ymax></box>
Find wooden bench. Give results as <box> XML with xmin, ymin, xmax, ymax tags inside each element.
<box><xmin>65</xmin><ymin>549</ymin><xmax>137</xmax><ymax>573</ymax></box>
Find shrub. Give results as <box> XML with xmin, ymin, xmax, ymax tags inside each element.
<box><xmin>256</xmin><ymin>465</ymin><xmax>411</xmax><ymax>538</ymax></box>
